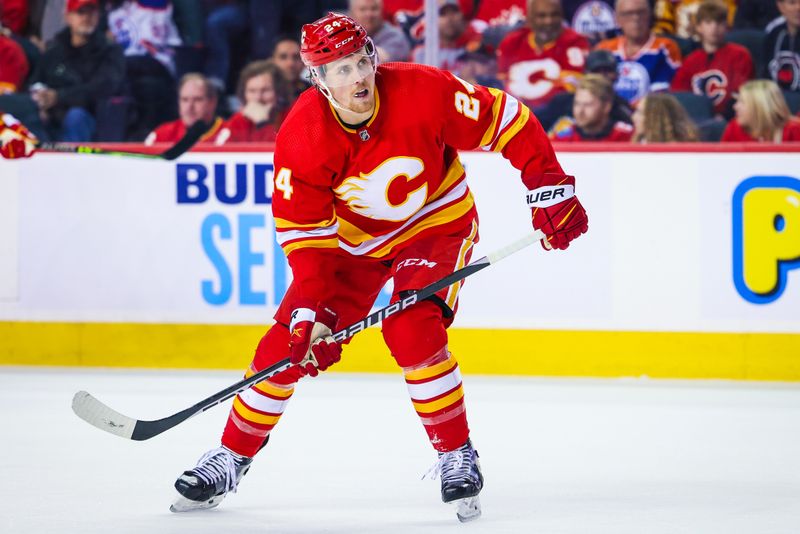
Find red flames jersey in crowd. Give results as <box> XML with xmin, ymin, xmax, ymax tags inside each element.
<box><xmin>215</xmin><ymin>112</ymin><xmax>280</xmax><ymax>144</ymax></box>
<box><xmin>548</xmin><ymin>116</ymin><xmax>633</xmax><ymax>142</ymax></box>
<box><xmin>272</xmin><ymin>62</ymin><xmax>563</xmax><ymax>269</ymax></box>
<box><xmin>721</xmin><ymin>118</ymin><xmax>800</xmax><ymax>142</ymax></box>
<box><xmin>143</xmin><ymin>117</ymin><xmax>223</xmax><ymax>145</ymax></box>
<box><xmin>670</xmin><ymin>43</ymin><xmax>753</xmax><ymax>115</ymax></box>
<box><xmin>0</xmin><ymin>35</ymin><xmax>28</xmax><ymax>94</ymax></box>
<box><xmin>497</xmin><ymin>27</ymin><xmax>590</xmax><ymax>109</ymax></box>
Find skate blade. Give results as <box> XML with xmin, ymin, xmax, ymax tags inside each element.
<box><xmin>454</xmin><ymin>495</ymin><xmax>482</xmax><ymax>522</ymax></box>
<box><xmin>169</xmin><ymin>492</ymin><xmax>226</xmax><ymax>513</ymax></box>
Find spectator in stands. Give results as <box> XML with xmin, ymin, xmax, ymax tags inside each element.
<box><xmin>632</xmin><ymin>92</ymin><xmax>698</xmax><ymax>141</ymax></box>
<box><xmin>764</xmin><ymin>0</ymin><xmax>800</xmax><ymax>92</ymax></box>
<box><xmin>670</xmin><ymin>0</ymin><xmax>753</xmax><ymax>119</ymax></box>
<box><xmin>145</xmin><ymin>72</ymin><xmax>222</xmax><ymax>144</ymax></box>
<box><xmin>597</xmin><ymin>0</ymin><xmax>682</xmax><ymax>104</ymax></box>
<box><xmin>386</xmin><ymin>0</ymin><xmax>475</xmax><ymax>48</ymax></box>
<box><xmin>721</xmin><ymin>79</ymin><xmax>800</xmax><ymax>141</ymax></box>
<box><xmin>563</xmin><ymin>0</ymin><xmax>617</xmax><ymax>45</ymax></box>
<box><xmin>0</xmin><ymin>32</ymin><xmax>29</xmax><ymax>94</ymax></box>
<box><xmin>215</xmin><ymin>60</ymin><xmax>290</xmax><ymax>144</ymax></box>
<box><xmin>350</xmin><ymin>0</ymin><xmax>410</xmax><ymax>62</ymax></box>
<box><xmin>454</xmin><ymin>45</ymin><xmax>503</xmax><ymax>89</ymax></box>
<box><xmin>654</xmin><ymin>0</ymin><xmax>736</xmax><ymax>39</ymax></box>
<box><xmin>497</xmin><ymin>0</ymin><xmax>590</xmax><ymax>111</ymax></box>
<box><xmin>1</xmin><ymin>0</ymin><xmax>29</xmax><ymax>35</ymax></box>
<box><xmin>411</xmin><ymin>0</ymin><xmax>482</xmax><ymax>72</ymax></box>
<box><xmin>271</xmin><ymin>35</ymin><xmax>311</xmax><ymax>100</ymax></box>
<box><xmin>469</xmin><ymin>0</ymin><xmax>526</xmax><ymax>48</ymax></box>
<box><xmin>108</xmin><ymin>0</ymin><xmax>183</xmax><ymax>140</ymax></box>
<box><xmin>537</xmin><ymin>49</ymin><xmax>633</xmax><ymax>130</ymax></box>
<box><xmin>271</xmin><ymin>35</ymin><xmax>310</xmax><ymax>100</ymax></box>
<box><xmin>26</xmin><ymin>0</ymin><xmax>124</xmax><ymax>141</ymax></box>
<box><xmin>733</xmin><ymin>0</ymin><xmax>780</xmax><ymax>30</ymax></box>
<box><xmin>549</xmin><ymin>74</ymin><xmax>634</xmax><ymax>141</ymax></box>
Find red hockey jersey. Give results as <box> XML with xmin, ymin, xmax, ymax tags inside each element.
<box><xmin>272</xmin><ymin>62</ymin><xmax>563</xmax><ymax>269</ymax></box>
<box><xmin>670</xmin><ymin>43</ymin><xmax>753</xmax><ymax>116</ymax></box>
<box><xmin>497</xmin><ymin>27</ymin><xmax>590</xmax><ymax>110</ymax></box>
<box><xmin>215</xmin><ymin>112</ymin><xmax>280</xmax><ymax>144</ymax></box>
<box><xmin>144</xmin><ymin>116</ymin><xmax>223</xmax><ymax>145</ymax></box>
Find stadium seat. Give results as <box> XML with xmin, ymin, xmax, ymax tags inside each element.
<box><xmin>698</xmin><ymin>118</ymin><xmax>728</xmax><ymax>142</ymax></box>
<box><xmin>783</xmin><ymin>90</ymin><xmax>800</xmax><ymax>115</ymax></box>
<box><xmin>671</xmin><ymin>91</ymin><xmax>714</xmax><ymax>122</ymax></box>
<box><xmin>727</xmin><ymin>29</ymin><xmax>767</xmax><ymax>76</ymax></box>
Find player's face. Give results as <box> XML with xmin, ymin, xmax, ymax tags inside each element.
<box><xmin>695</xmin><ymin>19</ymin><xmax>727</xmax><ymax>48</ymax></box>
<box><xmin>321</xmin><ymin>50</ymin><xmax>377</xmax><ymax>114</ymax></box>
<box><xmin>778</xmin><ymin>0</ymin><xmax>800</xmax><ymax>30</ymax></box>
<box><xmin>573</xmin><ymin>89</ymin><xmax>611</xmax><ymax>131</ymax></box>
<box><xmin>244</xmin><ymin>73</ymin><xmax>276</xmax><ymax>108</ymax></box>
<box><xmin>273</xmin><ymin>41</ymin><xmax>303</xmax><ymax>82</ymax></box>
<box><xmin>351</xmin><ymin>0</ymin><xmax>383</xmax><ymax>34</ymax></box>
<box><xmin>528</xmin><ymin>0</ymin><xmax>563</xmax><ymax>44</ymax></box>
<box><xmin>616</xmin><ymin>0</ymin><xmax>651</xmax><ymax>42</ymax></box>
<box><xmin>179</xmin><ymin>80</ymin><xmax>216</xmax><ymax>126</ymax></box>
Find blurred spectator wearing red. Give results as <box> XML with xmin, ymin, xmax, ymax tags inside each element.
<box><xmin>497</xmin><ymin>0</ymin><xmax>589</xmax><ymax>111</ymax></box>
<box><xmin>670</xmin><ymin>0</ymin><xmax>753</xmax><ymax>119</ymax></box>
<box><xmin>145</xmin><ymin>72</ymin><xmax>222</xmax><ymax>144</ymax></box>
<box><xmin>0</xmin><ymin>32</ymin><xmax>28</xmax><ymax>93</ymax></box>
<box><xmin>27</xmin><ymin>0</ymin><xmax>125</xmax><ymax>142</ymax></box>
<box><xmin>350</xmin><ymin>0</ymin><xmax>410</xmax><ymax>62</ymax></box>
<box><xmin>765</xmin><ymin>0</ymin><xmax>800</xmax><ymax>92</ymax></box>
<box><xmin>549</xmin><ymin>73</ymin><xmax>634</xmax><ymax>141</ymax></box>
<box><xmin>722</xmin><ymin>79</ymin><xmax>800</xmax><ymax>142</ymax></box>
<box><xmin>215</xmin><ymin>60</ymin><xmax>290</xmax><ymax>144</ymax></box>
<box><xmin>654</xmin><ymin>0</ymin><xmax>736</xmax><ymax>39</ymax></box>
<box><xmin>0</xmin><ymin>0</ymin><xmax>28</xmax><ymax>34</ymax></box>
<box><xmin>271</xmin><ymin>36</ymin><xmax>311</xmax><ymax>100</ymax></box>
<box><xmin>411</xmin><ymin>0</ymin><xmax>482</xmax><ymax>72</ymax></box>
<box><xmin>632</xmin><ymin>92</ymin><xmax>698</xmax><ymax>142</ymax></box>
<box><xmin>469</xmin><ymin>0</ymin><xmax>526</xmax><ymax>48</ymax></box>
<box><xmin>563</xmin><ymin>0</ymin><xmax>617</xmax><ymax>45</ymax></box>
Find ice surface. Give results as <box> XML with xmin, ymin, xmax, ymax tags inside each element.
<box><xmin>1</xmin><ymin>368</ymin><xmax>799</xmax><ymax>534</ymax></box>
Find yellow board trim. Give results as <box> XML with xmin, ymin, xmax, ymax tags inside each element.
<box><xmin>1</xmin><ymin>322</ymin><xmax>799</xmax><ymax>381</ymax></box>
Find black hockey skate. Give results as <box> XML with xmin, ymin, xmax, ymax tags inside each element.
<box><xmin>170</xmin><ymin>446</ymin><xmax>252</xmax><ymax>512</ymax></box>
<box><xmin>428</xmin><ymin>439</ymin><xmax>484</xmax><ymax>522</ymax></box>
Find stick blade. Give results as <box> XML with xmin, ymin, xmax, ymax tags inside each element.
<box><xmin>72</xmin><ymin>391</ymin><xmax>136</xmax><ymax>440</ymax></box>
<box><xmin>159</xmin><ymin>120</ymin><xmax>209</xmax><ymax>160</ymax></box>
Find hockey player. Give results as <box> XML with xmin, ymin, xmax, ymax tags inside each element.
<box><xmin>170</xmin><ymin>12</ymin><xmax>588</xmax><ymax>521</ymax></box>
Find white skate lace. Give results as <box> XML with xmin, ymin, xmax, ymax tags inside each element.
<box><xmin>190</xmin><ymin>447</ymin><xmax>243</xmax><ymax>494</ymax></box>
<box><xmin>422</xmin><ymin>443</ymin><xmax>472</xmax><ymax>483</ymax></box>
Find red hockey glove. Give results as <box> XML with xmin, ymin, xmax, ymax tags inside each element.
<box><xmin>0</xmin><ymin>113</ymin><xmax>37</xmax><ymax>159</ymax></box>
<box><xmin>523</xmin><ymin>173</ymin><xmax>588</xmax><ymax>250</ymax></box>
<box><xmin>288</xmin><ymin>301</ymin><xmax>342</xmax><ymax>377</ymax></box>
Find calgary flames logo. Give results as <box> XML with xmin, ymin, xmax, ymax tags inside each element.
<box><xmin>334</xmin><ymin>157</ymin><xmax>427</xmax><ymax>222</ymax></box>
<box><xmin>692</xmin><ymin>69</ymin><xmax>728</xmax><ymax>105</ymax></box>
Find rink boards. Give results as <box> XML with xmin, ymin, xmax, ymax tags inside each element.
<box><xmin>1</xmin><ymin>144</ymin><xmax>799</xmax><ymax>379</ymax></box>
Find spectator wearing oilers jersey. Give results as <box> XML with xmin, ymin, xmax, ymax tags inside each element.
<box><xmin>498</xmin><ymin>0</ymin><xmax>590</xmax><ymax>111</ymax></box>
<box><xmin>563</xmin><ymin>0</ymin><xmax>618</xmax><ymax>45</ymax></box>
<box><xmin>549</xmin><ymin>73</ymin><xmax>634</xmax><ymax>141</ymax></box>
<box><xmin>765</xmin><ymin>0</ymin><xmax>800</xmax><ymax>92</ymax></box>
<box><xmin>169</xmin><ymin>11</ymin><xmax>587</xmax><ymax>519</ymax></box>
<box><xmin>722</xmin><ymin>79</ymin><xmax>800</xmax><ymax>142</ymax></box>
<box><xmin>215</xmin><ymin>60</ymin><xmax>290</xmax><ymax>144</ymax></box>
<box><xmin>144</xmin><ymin>73</ymin><xmax>222</xmax><ymax>144</ymax></box>
<box><xmin>671</xmin><ymin>0</ymin><xmax>753</xmax><ymax>119</ymax></box>
<box><xmin>596</xmin><ymin>0</ymin><xmax>682</xmax><ymax>104</ymax></box>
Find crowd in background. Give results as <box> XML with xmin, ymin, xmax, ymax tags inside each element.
<box><xmin>1</xmin><ymin>0</ymin><xmax>799</xmax><ymax>146</ymax></box>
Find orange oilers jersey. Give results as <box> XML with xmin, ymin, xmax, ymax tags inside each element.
<box><xmin>272</xmin><ymin>62</ymin><xmax>563</xmax><ymax>262</ymax></box>
<box><xmin>497</xmin><ymin>27</ymin><xmax>590</xmax><ymax>110</ymax></box>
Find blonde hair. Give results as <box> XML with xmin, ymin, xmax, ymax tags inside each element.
<box><xmin>576</xmin><ymin>74</ymin><xmax>615</xmax><ymax>104</ymax></box>
<box><xmin>736</xmin><ymin>80</ymin><xmax>792</xmax><ymax>141</ymax></box>
<box><xmin>634</xmin><ymin>93</ymin><xmax>698</xmax><ymax>143</ymax></box>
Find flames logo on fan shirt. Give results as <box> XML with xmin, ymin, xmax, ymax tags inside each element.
<box><xmin>334</xmin><ymin>157</ymin><xmax>428</xmax><ymax>222</ymax></box>
<box><xmin>691</xmin><ymin>70</ymin><xmax>727</xmax><ymax>105</ymax></box>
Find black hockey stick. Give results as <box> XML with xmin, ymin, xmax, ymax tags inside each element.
<box><xmin>38</xmin><ymin>120</ymin><xmax>210</xmax><ymax>161</ymax></box>
<box><xmin>72</xmin><ymin>230</ymin><xmax>545</xmax><ymax>441</ymax></box>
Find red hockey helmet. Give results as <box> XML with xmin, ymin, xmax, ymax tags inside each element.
<box><xmin>300</xmin><ymin>12</ymin><xmax>371</xmax><ymax>68</ymax></box>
